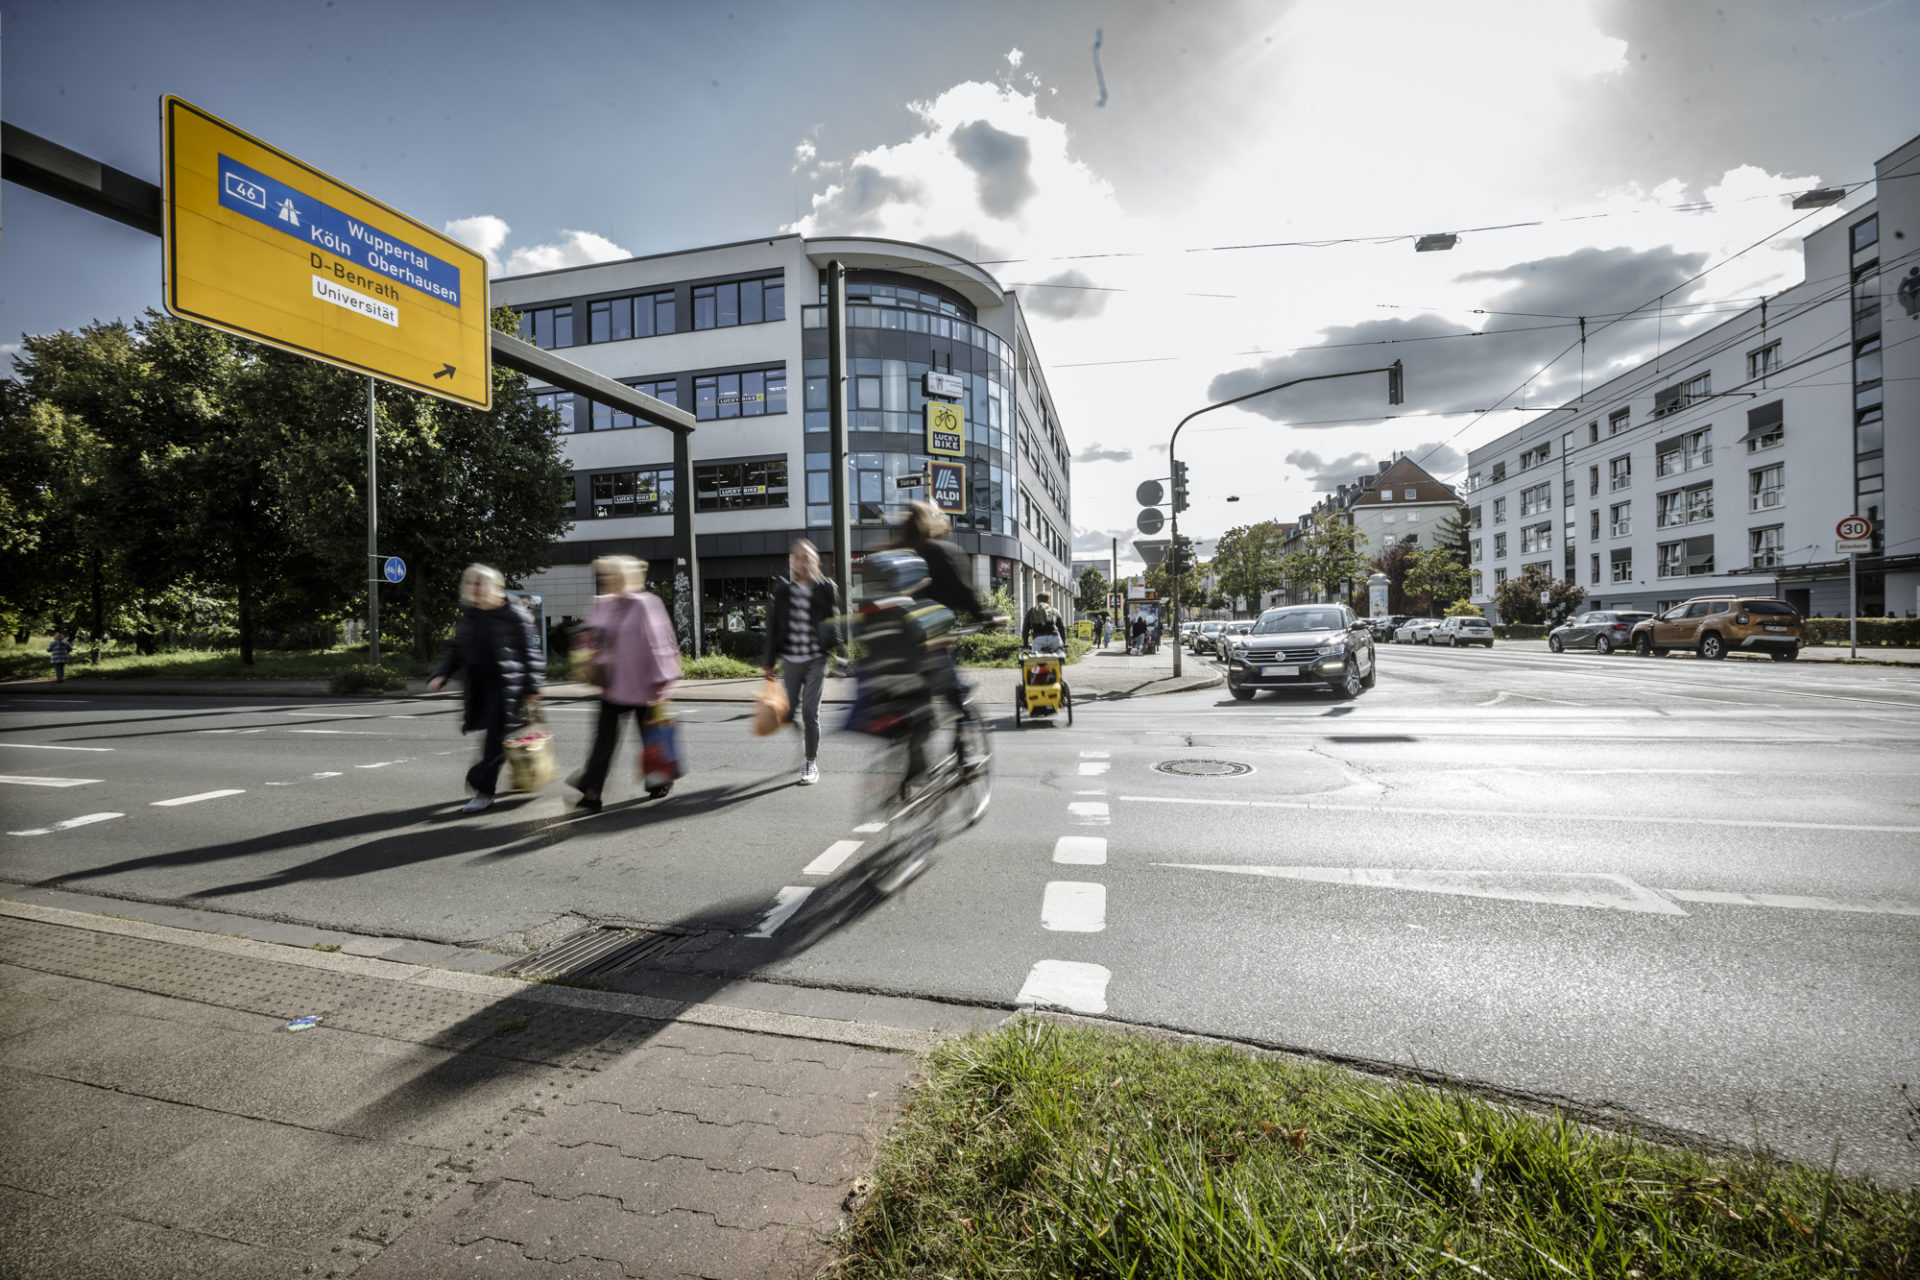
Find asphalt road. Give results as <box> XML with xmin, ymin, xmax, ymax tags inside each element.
<box><xmin>4</xmin><ymin>643</ymin><xmax>1918</xmax><ymax>1186</ymax></box>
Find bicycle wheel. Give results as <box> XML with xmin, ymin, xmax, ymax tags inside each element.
<box><xmin>953</xmin><ymin>705</ymin><xmax>993</xmax><ymax>828</ymax></box>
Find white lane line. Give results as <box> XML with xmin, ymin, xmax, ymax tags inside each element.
<box><xmin>1073</xmin><ymin>788</ymin><xmax>1108</xmax><ymax>796</ymax></box>
<box><xmin>1663</xmin><ymin>889</ymin><xmax>1920</xmax><ymax>918</ymax></box>
<box><xmin>197</xmin><ymin>728</ymin><xmax>266</xmax><ymax>735</ymax></box>
<box><xmin>151</xmin><ymin>790</ymin><xmax>245</xmax><ymax>807</ymax></box>
<box><xmin>312</xmin><ymin>772</ymin><xmax>343</xmax><ymax>778</ymax></box>
<box><xmin>284</xmin><ymin>711</ymin><xmax>377</xmax><ymax>718</ymax></box>
<box><xmin>1155</xmin><ymin>863</ymin><xmax>1687</xmax><ymax>916</ymax></box>
<box><xmin>354</xmin><ymin>761</ymin><xmax>403</xmax><ymax>769</ymax></box>
<box><xmin>1079</xmin><ymin>750</ymin><xmax>1110</xmax><ymax>759</ymax></box>
<box><xmin>1512</xmin><ymin>768</ymin><xmax>1743</xmax><ymax>776</ymax></box>
<box><xmin>747</xmin><ymin>886</ymin><xmax>813</xmax><ymax>937</ymax></box>
<box><xmin>288</xmin><ymin>729</ymin><xmax>386</xmax><ymax>735</ymax></box>
<box><xmin>9</xmin><ymin>812</ymin><xmax>124</xmax><ymax>836</ymax></box>
<box><xmin>1068</xmin><ymin>801</ymin><xmax>1110</xmax><ymax>826</ymax></box>
<box><xmin>0</xmin><ymin>775</ymin><xmax>100</xmax><ymax>788</ymax></box>
<box><xmin>852</xmin><ymin>822</ymin><xmax>887</xmax><ymax>834</ymax></box>
<box><xmin>1016</xmin><ymin>960</ymin><xmax>1111</xmax><ymax>1014</ymax></box>
<box><xmin>1118</xmin><ymin>794</ymin><xmax>1920</xmax><ymax>835</ymax></box>
<box><xmin>1077</xmin><ymin>761</ymin><xmax>1111</xmax><ymax>776</ymax></box>
<box><xmin>0</xmin><ymin>742</ymin><xmax>114</xmax><ymax>752</ymax></box>
<box><xmin>1042</xmin><ymin>881</ymin><xmax>1107</xmax><ymax>932</ymax></box>
<box><xmin>803</xmin><ymin>840</ymin><xmax>863</xmax><ymax>876</ymax></box>
<box><xmin>1053</xmin><ymin>836</ymin><xmax>1108</xmax><ymax>865</ymax></box>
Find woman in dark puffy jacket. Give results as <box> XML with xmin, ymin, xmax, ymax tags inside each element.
<box><xmin>427</xmin><ymin>564</ymin><xmax>544</xmax><ymax>813</ymax></box>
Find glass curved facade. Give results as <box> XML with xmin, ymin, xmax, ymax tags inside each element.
<box><xmin>801</xmin><ymin>270</ymin><xmax>1016</xmax><ymax>539</ymax></box>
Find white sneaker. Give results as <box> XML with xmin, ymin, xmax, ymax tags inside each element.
<box><xmin>799</xmin><ymin>761</ymin><xmax>820</xmax><ymax>786</ymax></box>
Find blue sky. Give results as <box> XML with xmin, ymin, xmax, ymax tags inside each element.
<box><xmin>5</xmin><ymin>0</ymin><xmax>1915</xmax><ymax>564</ymax></box>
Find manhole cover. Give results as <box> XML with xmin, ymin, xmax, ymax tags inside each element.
<box><xmin>1153</xmin><ymin>759</ymin><xmax>1253</xmax><ymax>778</ymax></box>
<box><xmin>498</xmin><ymin>925</ymin><xmax>709</xmax><ymax>979</ymax></box>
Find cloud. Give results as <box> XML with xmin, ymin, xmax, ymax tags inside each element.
<box><xmin>1006</xmin><ymin>47</ymin><xmax>1025</xmax><ymax>70</ymax></box>
<box><xmin>1072</xmin><ymin>527</ymin><xmax>1126</xmax><ymax>556</ymax></box>
<box><xmin>792</xmin><ymin>138</ymin><xmax>817</xmax><ymax>172</ymax></box>
<box><xmin>1074</xmin><ymin>441</ymin><xmax>1133</xmax><ymax>463</ymax></box>
<box><xmin>1020</xmin><ymin>269</ymin><xmax>1113</xmax><ymax>320</ymax></box>
<box><xmin>949</xmin><ymin>120</ymin><xmax>1038</xmax><ymax>218</ymax></box>
<box><xmin>1206</xmin><ymin>245</ymin><xmax>1710</xmax><ymax>424</ymax></box>
<box><xmin>809</xmin><ymin>164</ymin><xmax>924</xmax><ymax>233</ymax></box>
<box><xmin>1286</xmin><ymin>442</ymin><xmax>1468</xmax><ymax>489</ymax></box>
<box><xmin>443</xmin><ymin>216</ymin><xmax>631</xmax><ymax>277</ymax></box>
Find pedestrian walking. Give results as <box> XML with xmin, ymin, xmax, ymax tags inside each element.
<box><xmin>763</xmin><ymin>538</ymin><xmax>839</xmax><ymax>786</ymax></box>
<box><xmin>1129</xmin><ymin>612</ymin><xmax>1148</xmax><ymax>654</ymax></box>
<box><xmin>571</xmin><ymin>555</ymin><xmax>681</xmax><ymax>810</ymax></box>
<box><xmin>426</xmin><ymin>564</ymin><xmax>544</xmax><ymax>814</ymax></box>
<box><xmin>47</xmin><ymin>632</ymin><xmax>72</xmax><ymax>682</ymax></box>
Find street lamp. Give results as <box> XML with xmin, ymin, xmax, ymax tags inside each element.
<box><xmin>1167</xmin><ymin>359</ymin><xmax>1404</xmax><ymax>678</ymax></box>
<box><xmin>1415</xmin><ymin>233</ymin><xmax>1458</xmax><ymax>252</ymax></box>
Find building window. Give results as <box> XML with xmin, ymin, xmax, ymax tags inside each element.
<box><xmin>1519</xmin><ymin>443</ymin><xmax>1551</xmax><ymax>469</ymax></box>
<box><xmin>692</xmin><ymin>274</ymin><xmax>785</xmax><ymax>331</ymax></box>
<box><xmin>1493</xmin><ymin>532</ymin><xmax>1508</xmax><ymax>558</ymax></box>
<box><xmin>1656</xmin><ymin>427</ymin><xmax>1712</xmax><ymax>477</ymax></box>
<box><xmin>1610</xmin><ymin>455</ymin><xmax>1632</xmax><ymax>492</ymax></box>
<box><xmin>1857</xmin><ymin>405</ymin><xmax>1884</xmax><ymax>456</ymax></box>
<box><xmin>1856</xmin><ymin>334</ymin><xmax>1883</xmax><ymax>388</ymax></box>
<box><xmin>1610</xmin><ymin>548</ymin><xmax>1632</xmax><ymax>583</ymax></box>
<box><xmin>1520</xmin><ymin>482</ymin><xmax>1552</xmax><ymax>517</ymax></box>
<box><xmin>533</xmin><ymin>390</ymin><xmax>576</xmax><ymax>433</ymax></box>
<box><xmin>1588</xmin><ymin>465</ymin><xmax>1600</xmax><ymax>497</ymax></box>
<box><xmin>1469</xmin><ymin>505</ymin><xmax>1482</xmax><ymax>529</ymax></box>
<box><xmin>1492</xmin><ymin>497</ymin><xmax>1507</xmax><ymax>524</ymax></box>
<box><xmin>694</xmin><ymin>366</ymin><xmax>788</xmax><ymax>420</ymax></box>
<box><xmin>1608</xmin><ymin>408</ymin><xmax>1630</xmax><ymax>435</ymax></box>
<box><xmin>1851</xmin><ymin>214</ymin><xmax>1878</xmax><ymax>255</ymax></box>
<box><xmin>1587</xmin><ymin>420</ymin><xmax>1600</xmax><ymax>445</ymax></box>
<box><xmin>1521</xmin><ymin>523</ymin><xmax>1552</xmax><ymax>555</ymax></box>
<box><xmin>1746</xmin><ymin>342</ymin><xmax>1781</xmax><ymax>380</ymax></box>
<box><xmin>1748</xmin><ymin>463</ymin><xmax>1784</xmax><ymax>512</ymax></box>
<box><xmin>1494</xmin><ymin>568</ymin><xmax>1508</xmax><ymax>587</ymax></box>
<box><xmin>1589</xmin><ymin>510</ymin><xmax>1600</xmax><ymax>540</ymax></box>
<box><xmin>517</xmin><ymin>305</ymin><xmax>573</xmax><ymax>349</ymax></box>
<box><xmin>1658</xmin><ymin>482</ymin><xmax>1714</xmax><ymax>528</ymax></box>
<box><xmin>1590</xmin><ymin>553</ymin><xmax>1600</xmax><ymax>586</ymax></box>
<box><xmin>588</xmin><ymin>466</ymin><xmax>675</xmax><ymax>518</ymax></box>
<box><xmin>1564</xmin><ymin>477</ymin><xmax>1575</xmax><ymax>506</ymax></box>
<box><xmin>1403</xmin><ymin>487</ymin><xmax>1416</xmax><ymax>500</ymax></box>
<box><xmin>1471</xmin><ymin>571</ymin><xmax>1483</xmax><ymax>596</ymax></box>
<box><xmin>694</xmin><ymin>457</ymin><xmax>790</xmax><ymax>511</ymax></box>
<box><xmin>588</xmin><ymin>290</ymin><xmax>676</xmax><ymax>343</ymax></box>
<box><xmin>1653</xmin><ymin>372</ymin><xmax>1712</xmax><ymax>418</ymax></box>
<box><xmin>1749</xmin><ymin>525</ymin><xmax>1784</xmax><ymax>569</ymax></box>
<box><xmin>1658</xmin><ymin>536</ymin><xmax>1713</xmax><ymax>578</ymax></box>
<box><xmin>1490</xmin><ymin>461</ymin><xmax>1507</xmax><ymax>483</ymax></box>
<box><xmin>1609</xmin><ymin>502</ymin><xmax>1631</xmax><ymax>537</ymax></box>
<box><xmin>1470</xmin><ymin>538</ymin><xmax>1482</xmax><ymax>562</ymax></box>
<box><xmin>1380</xmin><ymin>488</ymin><xmax>1394</xmax><ymax>501</ymax></box>
<box><xmin>589</xmin><ymin>378</ymin><xmax>679</xmax><ymax>431</ymax></box>
<box><xmin>1747</xmin><ymin>425</ymin><xmax>1783</xmax><ymax>453</ymax></box>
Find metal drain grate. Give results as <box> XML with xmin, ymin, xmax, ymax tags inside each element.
<box><xmin>1152</xmin><ymin>759</ymin><xmax>1253</xmax><ymax>778</ymax></box>
<box><xmin>498</xmin><ymin>925</ymin><xmax>707</xmax><ymax>979</ymax></box>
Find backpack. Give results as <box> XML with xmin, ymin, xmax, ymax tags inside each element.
<box><xmin>844</xmin><ymin>593</ymin><xmax>954</xmax><ymax>738</ymax></box>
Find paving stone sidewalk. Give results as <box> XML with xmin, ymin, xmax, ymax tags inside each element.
<box><xmin>0</xmin><ymin>900</ymin><xmax>984</xmax><ymax>1280</ymax></box>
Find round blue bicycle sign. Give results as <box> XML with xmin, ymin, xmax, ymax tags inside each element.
<box><xmin>383</xmin><ymin>556</ymin><xmax>406</xmax><ymax>584</ymax></box>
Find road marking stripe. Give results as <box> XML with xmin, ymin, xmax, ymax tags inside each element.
<box><xmin>1077</xmin><ymin>761</ymin><xmax>1111</xmax><ymax>775</ymax></box>
<box><xmin>288</xmin><ymin>729</ymin><xmax>385</xmax><ymax>735</ymax></box>
<box><xmin>354</xmin><ymin>761</ymin><xmax>402</xmax><ymax>769</ymax></box>
<box><xmin>1068</xmin><ymin>801</ymin><xmax>1110</xmax><ymax>825</ymax></box>
<box><xmin>1118</xmin><ymin>795</ymin><xmax>1920</xmax><ymax>834</ymax></box>
<box><xmin>1042</xmin><ymin>881</ymin><xmax>1107</xmax><ymax>932</ymax></box>
<box><xmin>1016</xmin><ymin>960</ymin><xmax>1110</xmax><ymax>1014</ymax></box>
<box><xmin>803</xmin><ymin>840</ymin><xmax>863</xmax><ymax>876</ymax></box>
<box><xmin>1053</xmin><ymin>836</ymin><xmax>1108</xmax><ymax>865</ymax></box>
<box><xmin>1663</xmin><ymin>889</ymin><xmax>1920</xmax><ymax>917</ymax></box>
<box><xmin>197</xmin><ymin>728</ymin><xmax>266</xmax><ymax>734</ymax></box>
<box><xmin>1079</xmin><ymin>750</ymin><xmax>1110</xmax><ymax>759</ymax></box>
<box><xmin>151</xmin><ymin>789</ymin><xmax>245</xmax><ymax>807</ymax></box>
<box><xmin>8</xmin><ymin>812</ymin><xmax>124</xmax><ymax>836</ymax></box>
<box><xmin>852</xmin><ymin>822</ymin><xmax>887</xmax><ymax>834</ymax></box>
<box><xmin>312</xmin><ymin>772</ymin><xmax>343</xmax><ymax>778</ymax></box>
<box><xmin>0</xmin><ymin>742</ymin><xmax>113</xmax><ymax>752</ymax></box>
<box><xmin>0</xmin><ymin>775</ymin><xmax>100</xmax><ymax>787</ymax></box>
<box><xmin>748</xmin><ymin>886</ymin><xmax>813</xmax><ymax>937</ymax></box>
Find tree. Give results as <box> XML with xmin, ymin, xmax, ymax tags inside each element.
<box><xmin>1444</xmin><ymin>599</ymin><xmax>1484</xmax><ymax>617</ymax></box>
<box><xmin>1369</xmin><ymin>541</ymin><xmax>1416</xmax><ymax>614</ymax></box>
<box><xmin>1143</xmin><ymin>557</ymin><xmax>1206</xmax><ymax>610</ymax></box>
<box><xmin>1403</xmin><ymin>547</ymin><xmax>1471</xmax><ymax>615</ymax></box>
<box><xmin>1493</xmin><ymin>563</ymin><xmax>1585</xmax><ymax>625</ymax></box>
<box><xmin>1210</xmin><ymin>521</ymin><xmax>1289</xmax><ymax>612</ymax></box>
<box><xmin>1074</xmin><ymin>567</ymin><xmax>1109</xmax><ymax>617</ymax></box>
<box><xmin>1281</xmin><ymin>518</ymin><xmax>1371</xmax><ymax>602</ymax></box>
<box><xmin>1437</xmin><ymin>501</ymin><xmax>1472</xmax><ymax>565</ymax></box>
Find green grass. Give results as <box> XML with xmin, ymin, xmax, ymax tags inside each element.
<box><xmin>834</xmin><ymin>1021</ymin><xmax>1919</xmax><ymax>1279</ymax></box>
<box><xmin>0</xmin><ymin>639</ymin><xmax>434</xmax><ymax>682</ymax></box>
<box><xmin>680</xmin><ymin>654</ymin><xmax>761</xmax><ymax>680</ymax></box>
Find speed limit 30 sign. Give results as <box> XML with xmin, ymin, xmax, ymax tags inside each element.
<box><xmin>1836</xmin><ymin>514</ymin><xmax>1874</xmax><ymax>554</ymax></box>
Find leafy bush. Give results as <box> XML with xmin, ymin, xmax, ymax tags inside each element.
<box><xmin>681</xmin><ymin>654</ymin><xmax>760</xmax><ymax>679</ymax></box>
<box><xmin>1443</xmin><ymin>599</ymin><xmax>1484</xmax><ymax>618</ymax></box>
<box><xmin>704</xmin><ymin>628</ymin><xmax>767</xmax><ymax>663</ymax></box>
<box><xmin>328</xmin><ymin>664</ymin><xmax>403</xmax><ymax>696</ymax></box>
<box><xmin>1805</xmin><ymin>617</ymin><xmax>1920</xmax><ymax>647</ymax></box>
<box><xmin>1493</xmin><ymin>624</ymin><xmax>1550</xmax><ymax>640</ymax></box>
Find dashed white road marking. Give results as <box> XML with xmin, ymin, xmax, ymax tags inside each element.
<box><xmin>1068</xmin><ymin>800</ymin><xmax>1110</xmax><ymax>825</ymax></box>
<box><xmin>1016</xmin><ymin>960</ymin><xmax>1110</xmax><ymax>1014</ymax></box>
<box><xmin>1077</xmin><ymin>761</ymin><xmax>1111</xmax><ymax>776</ymax></box>
<box><xmin>0</xmin><ymin>775</ymin><xmax>100</xmax><ymax>788</ymax></box>
<box><xmin>0</xmin><ymin>742</ymin><xmax>113</xmax><ymax>752</ymax></box>
<box><xmin>354</xmin><ymin>761</ymin><xmax>404</xmax><ymax>769</ymax></box>
<box><xmin>1042</xmin><ymin>881</ymin><xmax>1107</xmax><ymax>932</ymax></box>
<box><xmin>9</xmin><ymin>812</ymin><xmax>123</xmax><ymax>836</ymax></box>
<box><xmin>151</xmin><ymin>789</ymin><xmax>246</xmax><ymax>807</ymax></box>
<box><xmin>852</xmin><ymin>822</ymin><xmax>887</xmax><ymax>834</ymax></box>
<box><xmin>312</xmin><ymin>772</ymin><xmax>343</xmax><ymax>779</ymax></box>
<box><xmin>197</xmin><ymin>728</ymin><xmax>267</xmax><ymax>735</ymax></box>
<box><xmin>289</xmin><ymin>729</ymin><xmax>385</xmax><ymax>736</ymax></box>
<box><xmin>748</xmin><ymin>886</ymin><xmax>813</xmax><ymax>937</ymax></box>
<box><xmin>1053</xmin><ymin>836</ymin><xmax>1108</xmax><ymax>865</ymax></box>
<box><xmin>803</xmin><ymin>840</ymin><xmax>863</xmax><ymax>876</ymax></box>
<box><xmin>1155</xmin><ymin>863</ymin><xmax>1687</xmax><ymax>916</ymax></box>
<box><xmin>1663</xmin><ymin>889</ymin><xmax>1920</xmax><ymax>917</ymax></box>
<box><xmin>1078</xmin><ymin>749</ymin><xmax>1110</xmax><ymax>759</ymax></box>
<box><xmin>1120</xmin><ymin>794</ymin><xmax>1920</xmax><ymax>835</ymax></box>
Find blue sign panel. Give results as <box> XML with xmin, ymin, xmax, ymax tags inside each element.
<box><xmin>218</xmin><ymin>155</ymin><xmax>463</xmax><ymax>306</ymax></box>
<box><xmin>383</xmin><ymin>556</ymin><xmax>406</xmax><ymax>584</ymax></box>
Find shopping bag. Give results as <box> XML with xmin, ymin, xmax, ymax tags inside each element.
<box><xmin>503</xmin><ymin>709</ymin><xmax>558</xmax><ymax>793</ymax></box>
<box><xmin>752</xmin><ymin>676</ymin><xmax>788</xmax><ymax>737</ymax></box>
<box><xmin>639</xmin><ymin>703</ymin><xmax>686</xmax><ymax>790</ymax></box>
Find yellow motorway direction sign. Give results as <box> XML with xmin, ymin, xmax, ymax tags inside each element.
<box><xmin>161</xmin><ymin>96</ymin><xmax>491</xmax><ymax>408</ymax></box>
<box><xmin>925</xmin><ymin>399</ymin><xmax>965</xmax><ymax>456</ymax></box>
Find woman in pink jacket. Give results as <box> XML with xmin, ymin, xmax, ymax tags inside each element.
<box><xmin>571</xmin><ymin>555</ymin><xmax>682</xmax><ymax>810</ymax></box>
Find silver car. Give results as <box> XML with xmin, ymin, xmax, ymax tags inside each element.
<box><xmin>1393</xmin><ymin>617</ymin><xmax>1438</xmax><ymax>644</ymax></box>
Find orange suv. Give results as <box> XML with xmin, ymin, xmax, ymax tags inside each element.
<box><xmin>1629</xmin><ymin>595</ymin><xmax>1805</xmax><ymax>661</ymax></box>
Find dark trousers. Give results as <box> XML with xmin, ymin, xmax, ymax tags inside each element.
<box><xmin>51</xmin><ymin>663</ymin><xmax>65</xmax><ymax>682</ymax></box>
<box><xmin>780</xmin><ymin>654</ymin><xmax>827</xmax><ymax>760</ymax></box>
<box><xmin>906</xmin><ymin>647</ymin><xmax>975</xmax><ymax>781</ymax></box>
<box><xmin>578</xmin><ymin>699</ymin><xmax>648</xmax><ymax>797</ymax></box>
<box><xmin>464</xmin><ymin>664</ymin><xmax>509</xmax><ymax>797</ymax></box>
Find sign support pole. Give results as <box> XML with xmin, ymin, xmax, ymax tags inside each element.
<box><xmin>1850</xmin><ymin>552</ymin><xmax>1857</xmax><ymax>661</ymax></box>
<box><xmin>826</xmin><ymin>262</ymin><xmax>853</xmax><ymax>651</ymax></box>
<box><xmin>367</xmin><ymin>377</ymin><xmax>380</xmax><ymax>668</ymax></box>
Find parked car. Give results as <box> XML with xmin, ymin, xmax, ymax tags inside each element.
<box><xmin>1548</xmin><ymin>610</ymin><xmax>1653</xmax><ymax>654</ymax></box>
<box><xmin>1218</xmin><ymin>620</ymin><xmax>1254</xmax><ymax>650</ymax></box>
<box><xmin>1224</xmin><ymin>603</ymin><xmax>1376</xmax><ymax>700</ymax></box>
<box><xmin>1367</xmin><ymin>614</ymin><xmax>1411</xmax><ymax>642</ymax></box>
<box><xmin>1393</xmin><ymin>618</ymin><xmax>1439</xmax><ymax>644</ymax></box>
<box><xmin>1190</xmin><ymin>620</ymin><xmax>1227</xmax><ymax>654</ymax></box>
<box><xmin>1432</xmin><ymin>615</ymin><xmax>1494</xmax><ymax>647</ymax></box>
<box><xmin>1629</xmin><ymin>596</ymin><xmax>1805</xmax><ymax>661</ymax></box>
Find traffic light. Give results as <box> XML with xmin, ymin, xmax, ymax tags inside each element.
<box><xmin>1172</xmin><ymin>459</ymin><xmax>1190</xmax><ymax>513</ymax></box>
<box><xmin>1168</xmin><ymin>535</ymin><xmax>1195</xmax><ymax>576</ymax></box>
<box><xmin>1387</xmin><ymin>359</ymin><xmax>1404</xmax><ymax>406</ymax></box>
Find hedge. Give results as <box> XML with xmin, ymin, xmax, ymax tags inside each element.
<box><xmin>1805</xmin><ymin>617</ymin><xmax>1920</xmax><ymax>647</ymax></box>
<box><xmin>1492</xmin><ymin>624</ymin><xmax>1551</xmax><ymax>641</ymax></box>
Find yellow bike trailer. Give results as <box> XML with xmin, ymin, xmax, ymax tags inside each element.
<box><xmin>1015</xmin><ymin>648</ymin><xmax>1072</xmax><ymax>727</ymax></box>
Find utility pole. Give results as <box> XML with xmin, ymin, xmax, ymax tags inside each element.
<box><xmin>826</xmin><ymin>262</ymin><xmax>853</xmax><ymax>634</ymax></box>
<box><xmin>366</xmin><ymin>377</ymin><xmax>379</xmax><ymax>667</ymax></box>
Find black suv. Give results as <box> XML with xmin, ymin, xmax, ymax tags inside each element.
<box><xmin>1224</xmin><ymin>603</ymin><xmax>1377</xmax><ymax>700</ymax></box>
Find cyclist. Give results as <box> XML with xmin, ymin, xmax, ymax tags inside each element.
<box><xmin>894</xmin><ymin>501</ymin><xmax>997</xmax><ymax>772</ymax></box>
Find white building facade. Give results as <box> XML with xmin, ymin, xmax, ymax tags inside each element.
<box><xmin>491</xmin><ymin>235</ymin><xmax>1074</xmax><ymax>641</ymax></box>
<box><xmin>1466</xmin><ymin>134</ymin><xmax>1917</xmax><ymax>622</ymax></box>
